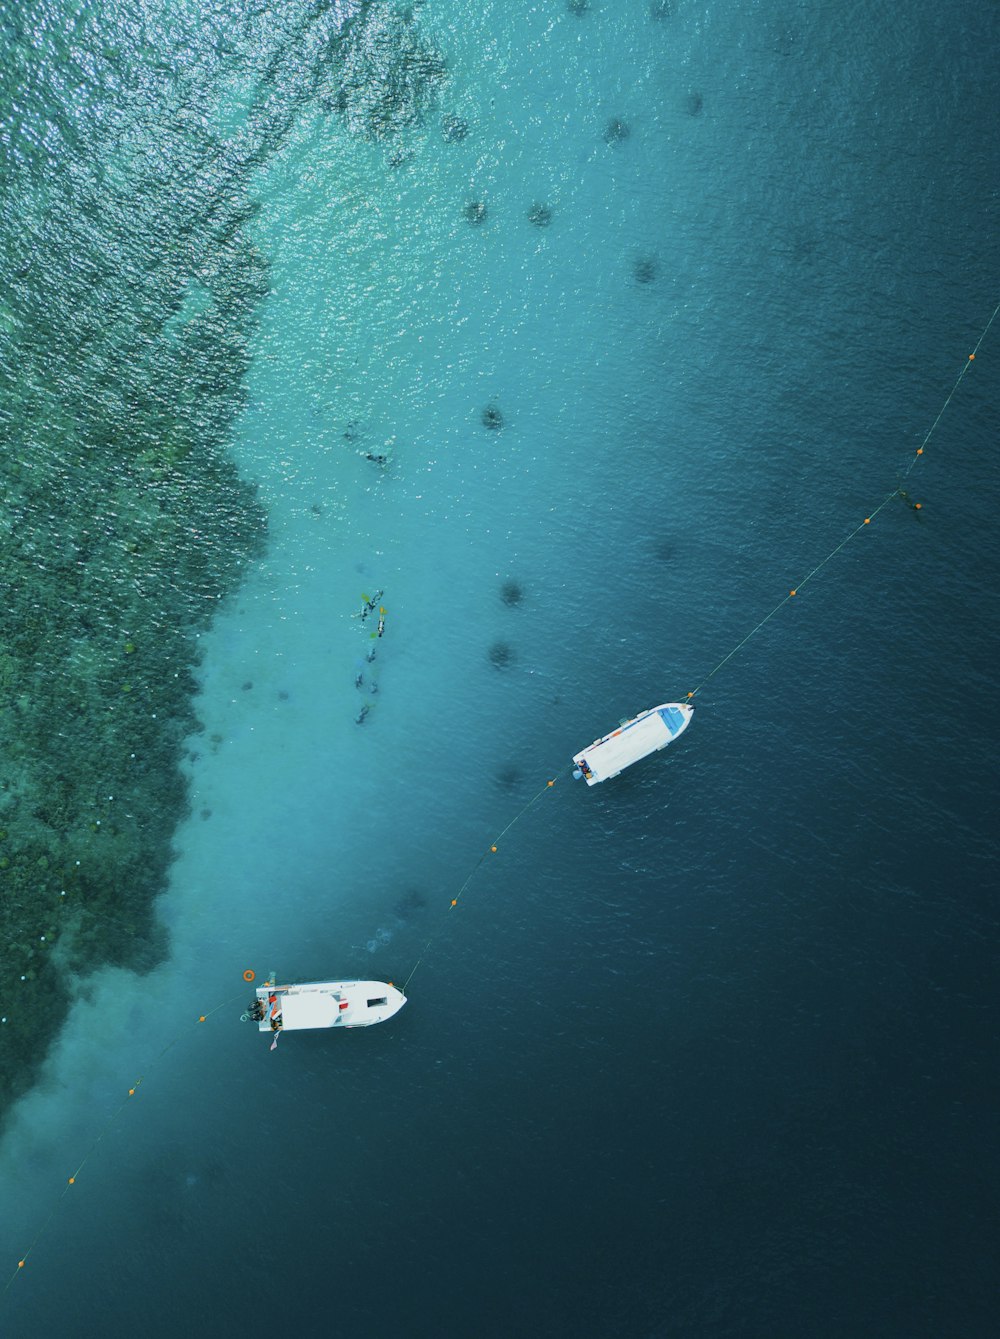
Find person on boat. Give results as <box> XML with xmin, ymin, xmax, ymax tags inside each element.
<box><xmin>270</xmin><ymin>1014</ymin><xmax>283</xmax><ymax>1032</ymax></box>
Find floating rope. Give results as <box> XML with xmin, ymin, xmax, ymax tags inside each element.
<box><xmin>3</xmin><ymin>991</ymin><xmax>243</xmax><ymax>1295</ymax></box>
<box><xmin>685</xmin><ymin>301</ymin><xmax>999</xmax><ymax>701</ymax></box>
<box><xmin>400</xmin><ymin>774</ymin><xmax>564</xmax><ymax>992</ymax></box>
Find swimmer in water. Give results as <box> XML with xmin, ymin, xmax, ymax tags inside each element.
<box><xmin>354</xmin><ymin>590</ymin><xmax>384</xmax><ymax>621</ymax></box>
<box><xmin>356</xmin><ymin>704</ymin><xmax>370</xmax><ymax>725</ymax></box>
<box><xmin>898</xmin><ymin>488</ymin><xmax>924</xmax><ymax>518</ymax></box>
<box><xmin>376</xmin><ymin>606</ymin><xmax>386</xmax><ymax>638</ymax></box>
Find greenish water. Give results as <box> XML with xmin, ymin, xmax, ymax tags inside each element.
<box><xmin>0</xmin><ymin>0</ymin><xmax>395</xmax><ymax>1116</ymax></box>
<box><xmin>0</xmin><ymin>0</ymin><xmax>477</xmax><ymax>1121</ymax></box>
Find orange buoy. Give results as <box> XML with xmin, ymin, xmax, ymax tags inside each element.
<box><xmin>243</xmin><ymin>969</ymin><xmax>255</xmax><ymax>982</ymax></box>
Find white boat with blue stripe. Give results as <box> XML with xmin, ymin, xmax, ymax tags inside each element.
<box><xmin>573</xmin><ymin>702</ymin><xmax>694</xmax><ymax>785</ymax></box>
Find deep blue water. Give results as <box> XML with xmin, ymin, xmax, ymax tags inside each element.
<box><xmin>2</xmin><ymin>1</ymin><xmax>999</xmax><ymax>1335</ymax></box>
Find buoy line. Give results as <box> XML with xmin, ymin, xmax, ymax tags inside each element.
<box><xmin>2</xmin><ymin>993</ymin><xmax>243</xmax><ymax>1296</ymax></box>
<box><xmin>685</xmin><ymin>301</ymin><xmax>999</xmax><ymax>701</ymax></box>
<box><xmin>4</xmin><ymin>300</ymin><xmax>995</xmax><ymax>1301</ymax></box>
<box><xmin>400</xmin><ymin>775</ymin><xmax>563</xmax><ymax>992</ymax></box>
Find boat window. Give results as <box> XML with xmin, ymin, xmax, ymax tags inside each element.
<box><xmin>367</xmin><ymin>997</ymin><xmax>387</xmax><ymax>1008</ymax></box>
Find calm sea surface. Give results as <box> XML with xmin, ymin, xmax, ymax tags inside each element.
<box><xmin>2</xmin><ymin>1</ymin><xmax>998</xmax><ymax>1335</ymax></box>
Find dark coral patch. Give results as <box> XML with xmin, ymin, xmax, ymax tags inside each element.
<box><xmin>442</xmin><ymin>114</ymin><xmax>469</xmax><ymax>142</ymax></box>
<box><xmin>500</xmin><ymin>579</ymin><xmax>523</xmax><ymax>607</ymax></box>
<box><xmin>488</xmin><ymin>641</ymin><xmax>515</xmax><ymax>668</ymax></box>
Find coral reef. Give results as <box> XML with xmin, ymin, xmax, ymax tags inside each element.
<box><xmin>0</xmin><ymin>16</ymin><xmax>283</xmax><ymax>1126</ymax></box>
<box><xmin>488</xmin><ymin>641</ymin><xmax>516</xmax><ymax>668</ymax></box>
<box><xmin>604</xmin><ymin>117</ymin><xmax>631</xmax><ymax>144</ymax></box>
<box><xmin>330</xmin><ymin>5</ymin><xmax>447</xmax><ymax>141</ymax></box>
<box><xmin>500</xmin><ymin>579</ymin><xmax>524</xmax><ymax>607</ymax></box>
<box><xmin>441</xmin><ymin>114</ymin><xmax>468</xmax><ymax>142</ymax></box>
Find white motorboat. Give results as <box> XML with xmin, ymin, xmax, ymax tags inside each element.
<box><xmin>247</xmin><ymin>978</ymin><xmax>406</xmax><ymax>1036</ymax></box>
<box><xmin>573</xmin><ymin>701</ymin><xmax>694</xmax><ymax>785</ymax></box>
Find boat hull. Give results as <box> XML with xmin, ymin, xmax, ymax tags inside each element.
<box><xmin>573</xmin><ymin>701</ymin><xmax>694</xmax><ymax>785</ymax></box>
<box><xmin>255</xmin><ymin>979</ymin><xmax>406</xmax><ymax>1032</ymax></box>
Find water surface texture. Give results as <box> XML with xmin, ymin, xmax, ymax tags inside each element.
<box><xmin>2</xmin><ymin>1</ymin><xmax>998</xmax><ymax>1335</ymax></box>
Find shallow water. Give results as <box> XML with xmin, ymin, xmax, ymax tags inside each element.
<box><xmin>2</xmin><ymin>1</ymin><xmax>999</xmax><ymax>1335</ymax></box>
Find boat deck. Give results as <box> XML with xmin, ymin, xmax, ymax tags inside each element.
<box><xmin>573</xmin><ymin>702</ymin><xmax>693</xmax><ymax>785</ymax></box>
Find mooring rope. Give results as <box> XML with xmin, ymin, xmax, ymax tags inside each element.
<box><xmin>685</xmin><ymin>301</ymin><xmax>999</xmax><ymax>701</ymax></box>
<box><xmin>3</xmin><ymin>992</ymin><xmax>244</xmax><ymax>1295</ymax></box>
<box><xmin>400</xmin><ymin>773</ymin><xmax>565</xmax><ymax>993</ymax></box>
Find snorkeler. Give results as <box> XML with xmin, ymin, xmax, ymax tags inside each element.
<box><xmin>354</xmin><ymin>589</ymin><xmax>384</xmax><ymax>621</ymax></box>
<box><xmin>376</xmin><ymin>606</ymin><xmax>386</xmax><ymax>638</ymax></box>
<box><xmin>356</xmin><ymin>704</ymin><xmax>371</xmax><ymax>725</ymax></box>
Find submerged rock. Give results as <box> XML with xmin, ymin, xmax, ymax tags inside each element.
<box><xmin>489</xmin><ymin>640</ymin><xmax>516</xmax><ymax>668</ymax></box>
<box><xmin>441</xmin><ymin>114</ymin><xmax>469</xmax><ymax>142</ymax></box>
<box><xmin>603</xmin><ymin>117</ymin><xmax>631</xmax><ymax>144</ymax></box>
<box><xmin>686</xmin><ymin>90</ymin><xmax>704</xmax><ymax>116</ymax></box>
<box><xmin>500</xmin><ymin>578</ymin><xmax>523</xmax><ymax>606</ymax></box>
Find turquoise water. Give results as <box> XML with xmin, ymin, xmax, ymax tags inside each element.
<box><xmin>2</xmin><ymin>1</ymin><xmax>999</xmax><ymax>1334</ymax></box>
